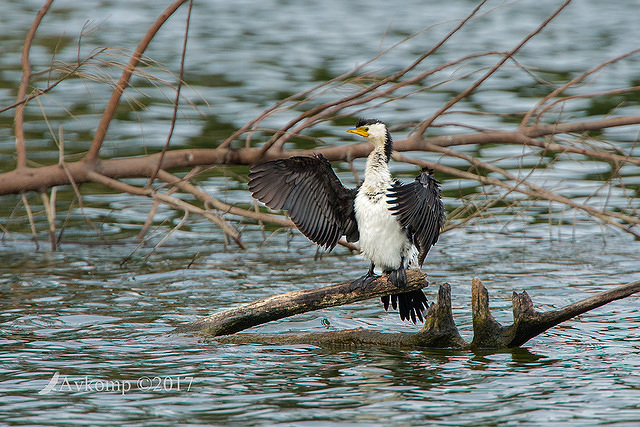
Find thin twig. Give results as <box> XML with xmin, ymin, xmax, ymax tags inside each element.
<box><xmin>145</xmin><ymin>211</ymin><xmax>189</xmax><ymax>261</ymax></box>
<box><xmin>21</xmin><ymin>193</ymin><xmax>39</xmax><ymax>250</ymax></box>
<box><xmin>40</xmin><ymin>191</ymin><xmax>57</xmax><ymax>251</ymax></box>
<box><xmin>15</xmin><ymin>0</ymin><xmax>55</xmax><ymax>169</ymax></box>
<box><xmin>85</xmin><ymin>170</ymin><xmax>245</xmax><ymax>248</ymax></box>
<box><xmin>85</xmin><ymin>0</ymin><xmax>190</xmax><ymax>161</ymax></box>
<box><xmin>521</xmin><ymin>48</ymin><xmax>640</xmax><ymax>128</ymax></box>
<box><xmin>138</xmin><ymin>167</ymin><xmax>201</xmax><ymax>241</ymax></box>
<box><xmin>413</xmin><ymin>0</ymin><xmax>572</xmax><ymax>138</ymax></box>
<box><xmin>147</xmin><ymin>0</ymin><xmax>193</xmax><ymax>186</ymax></box>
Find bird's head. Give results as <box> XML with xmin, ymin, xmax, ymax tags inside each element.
<box><xmin>347</xmin><ymin>118</ymin><xmax>392</xmax><ymax>161</ymax></box>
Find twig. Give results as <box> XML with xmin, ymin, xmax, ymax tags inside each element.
<box><xmin>144</xmin><ymin>211</ymin><xmax>189</xmax><ymax>261</ymax></box>
<box><xmin>138</xmin><ymin>167</ymin><xmax>200</xmax><ymax>241</ymax></box>
<box><xmin>0</xmin><ymin>48</ymin><xmax>108</xmax><ymax>115</ymax></box>
<box><xmin>266</xmin><ymin>1</ymin><xmax>490</xmax><ymax>153</ymax></box>
<box><xmin>40</xmin><ymin>191</ymin><xmax>57</xmax><ymax>251</ymax></box>
<box><xmin>394</xmin><ymin>148</ymin><xmax>640</xmax><ymax>238</ymax></box>
<box><xmin>521</xmin><ymin>48</ymin><xmax>640</xmax><ymax>128</ymax></box>
<box><xmin>85</xmin><ymin>170</ymin><xmax>244</xmax><ymax>248</ymax></box>
<box><xmin>413</xmin><ymin>0</ymin><xmax>572</xmax><ymax>138</ymax></box>
<box><xmin>15</xmin><ymin>0</ymin><xmax>55</xmax><ymax>169</ymax></box>
<box><xmin>85</xmin><ymin>0</ymin><xmax>190</xmax><ymax>161</ymax></box>
<box><xmin>155</xmin><ymin>169</ymin><xmax>293</xmax><ymax>228</ymax></box>
<box><xmin>20</xmin><ymin>193</ymin><xmax>39</xmax><ymax>250</ymax></box>
<box><xmin>147</xmin><ymin>0</ymin><xmax>193</xmax><ymax>186</ymax></box>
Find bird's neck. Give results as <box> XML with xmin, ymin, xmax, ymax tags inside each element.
<box><xmin>363</xmin><ymin>144</ymin><xmax>392</xmax><ymax>191</ymax></box>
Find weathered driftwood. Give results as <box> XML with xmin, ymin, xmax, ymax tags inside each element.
<box><xmin>173</xmin><ymin>269</ymin><xmax>429</xmax><ymax>336</ymax></box>
<box><xmin>174</xmin><ymin>273</ymin><xmax>640</xmax><ymax>349</ymax></box>
<box><xmin>208</xmin><ymin>282</ymin><xmax>465</xmax><ymax>348</ymax></box>
<box><xmin>472</xmin><ymin>277</ymin><xmax>640</xmax><ymax>348</ymax></box>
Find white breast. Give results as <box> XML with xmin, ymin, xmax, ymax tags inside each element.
<box><xmin>354</xmin><ymin>187</ymin><xmax>416</xmax><ymax>272</ymax></box>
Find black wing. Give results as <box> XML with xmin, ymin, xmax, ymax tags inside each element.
<box><xmin>248</xmin><ymin>154</ymin><xmax>359</xmax><ymax>250</ymax></box>
<box><xmin>387</xmin><ymin>168</ymin><xmax>445</xmax><ymax>266</ymax></box>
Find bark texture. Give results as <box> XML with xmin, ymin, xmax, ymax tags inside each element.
<box><xmin>174</xmin><ymin>274</ymin><xmax>640</xmax><ymax>349</ymax></box>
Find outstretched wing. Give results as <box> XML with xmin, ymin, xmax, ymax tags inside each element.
<box><xmin>248</xmin><ymin>154</ymin><xmax>359</xmax><ymax>250</ymax></box>
<box><xmin>387</xmin><ymin>168</ymin><xmax>445</xmax><ymax>266</ymax></box>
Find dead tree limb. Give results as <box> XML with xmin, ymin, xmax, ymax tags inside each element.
<box><xmin>2</xmin><ymin>1</ymin><xmax>640</xmax><ymax>248</ymax></box>
<box><xmin>472</xmin><ymin>277</ymin><xmax>640</xmax><ymax>348</ymax></box>
<box><xmin>211</xmin><ymin>282</ymin><xmax>465</xmax><ymax>348</ymax></box>
<box><xmin>85</xmin><ymin>0</ymin><xmax>189</xmax><ymax>161</ymax></box>
<box><xmin>14</xmin><ymin>0</ymin><xmax>54</xmax><ymax>169</ymax></box>
<box><xmin>173</xmin><ymin>269</ymin><xmax>429</xmax><ymax>337</ymax></box>
<box><xmin>174</xmin><ymin>275</ymin><xmax>640</xmax><ymax>350</ymax></box>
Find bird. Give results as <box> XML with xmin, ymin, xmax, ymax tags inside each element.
<box><xmin>247</xmin><ymin>119</ymin><xmax>445</xmax><ymax>323</ymax></box>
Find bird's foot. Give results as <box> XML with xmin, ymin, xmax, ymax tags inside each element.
<box><xmin>387</xmin><ymin>267</ymin><xmax>407</xmax><ymax>289</ymax></box>
<box><xmin>349</xmin><ymin>271</ymin><xmax>380</xmax><ymax>291</ymax></box>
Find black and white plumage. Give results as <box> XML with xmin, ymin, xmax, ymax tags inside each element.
<box><xmin>248</xmin><ymin>119</ymin><xmax>445</xmax><ymax>323</ymax></box>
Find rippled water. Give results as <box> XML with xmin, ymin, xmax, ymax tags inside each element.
<box><xmin>2</xmin><ymin>0</ymin><xmax>640</xmax><ymax>425</ymax></box>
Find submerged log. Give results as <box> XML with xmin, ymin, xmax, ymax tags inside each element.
<box><xmin>471</xmin><ymin>277</ymin><xmax>640</xmax><ymax>348</ymax></box>
<box><xmin>173</xmin><ymin>272</ymin><xmax>640</xmax><ymax>349</ymax></box>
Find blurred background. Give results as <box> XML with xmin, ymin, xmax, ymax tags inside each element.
<box><xmin>1</xmin><ymin>0</ymin><xmax>639</xmax><ymax>425</ymax></box>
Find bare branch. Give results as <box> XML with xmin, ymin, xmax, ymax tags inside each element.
<box><xmin>155</xmin><ymin>169</ymin><xmax>293</xmax><ymax>228</ymax></box>
<box><xmin>174</xmin><ymin>269</ymin><xmax>429</xmax><ymax>336</ymax></box>
<box><xmin>254</xmin><ymin>0</ymin><xmax>490</xmax><ymax>155</ymax></box>
<box><xmin>85</xmin><ymin>170</ymin><xmax>244</xmax><ymax>248</ymax></box>
<box><xmin>521</xmin><ymin>48</ymin><xmax>640</xmax><ymax>128</ymax></box>
<box><xmin>148</xmin><ymin>0</ymin><xmax>194</xmax><ymax>186</ymax></box>
<box><xmin>20</xmin><ymin>193</ymin><xmax>39</xmax><ymax>250</ymax></box>
<box><xmin>14</xmin><ymin>0</ymin><xmax>54</xmax><ymax>169</ymax></box>
<box><xmin>85</xmin><ymin>0</ymin><xmax>190</xmax><ymax>161</ymax></box>
<box><xmin>413</xmin><ymin>0</ymin><xmax>572</xmax><ymax>138</ymax></box>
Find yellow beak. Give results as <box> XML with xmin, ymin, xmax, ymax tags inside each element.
<box><xmin>346</xmin><ymin>127</ymin><xmax>369</xmax><ymax>138</ymax></box>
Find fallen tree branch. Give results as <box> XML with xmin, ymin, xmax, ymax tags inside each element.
<box><xmin>211</xmin><ymin>283</ymin><xmax>465</xmax><ymax>348</ymax></box>
<box><xmin>173</xmin><ymin>269</ymin><xmax>429</xmax><ymax>336</ymax></box>
<box><xmin>85</xmin><ymin>0</ymin><xmax>190</xmax><ymax>161</ymax></box>
<box><xmin>3</xmin><ymin>0</ymin><xmax>640</xmax><ymax>252</ymax></box>
<box><xmin>472</xmin><ymin>277</ymin><xmax>640</xmax><ymax>348</ymax></box>
<box><xmin>14</xmin><ymin>0</ymin><xmax>54</xmax><ymax>169</ymax></box>
<box><xmin>3</xmin><ymin>109</ymin><xmax>639</xmax><ymax>194</ymax></box>
<box><xmin>174</xmin><ymin>275</ymin><xmax>640</xmax><ymax>350</ymax></box>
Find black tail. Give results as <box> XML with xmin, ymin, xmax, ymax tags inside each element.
<box><xmin>381</xmin><ymin>290</ymin><xmax>428</xmax><ymax>323</ymax></box>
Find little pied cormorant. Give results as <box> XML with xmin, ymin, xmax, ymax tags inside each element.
<box><xmin>248</xmin><ymin>119</ymin><xmax>445</xmax><ymax>323</ymax></box>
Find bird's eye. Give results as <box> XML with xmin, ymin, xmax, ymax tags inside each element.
<box><xmin>364</xmin><ymin>127</ymin><xmax>369</xmax><ymax>131</ymax></box>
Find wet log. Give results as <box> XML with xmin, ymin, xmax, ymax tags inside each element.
<box><xmin>173</xmin><ymin>273</ymin><xmax>640</xmax><ymax>349</ymax></box>
<box><xmin>210</xmin><ymin>282</ymin><xmax>466</xmax><ymax>348</ymax></box>
<box><xmin>471</xmin><ymin>277</ymin><xmax>640</xmax><ymax>348</ymax></box>
<box><xmin>173</xmin><ymin>269</ymin><xmax>429</xmax><ymax>337</ymax></box>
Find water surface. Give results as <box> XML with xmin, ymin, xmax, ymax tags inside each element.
<box><xmin>1</xmin><ymin>0</ymin><xmax>640</xmax><ymax>425</ymax></box>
